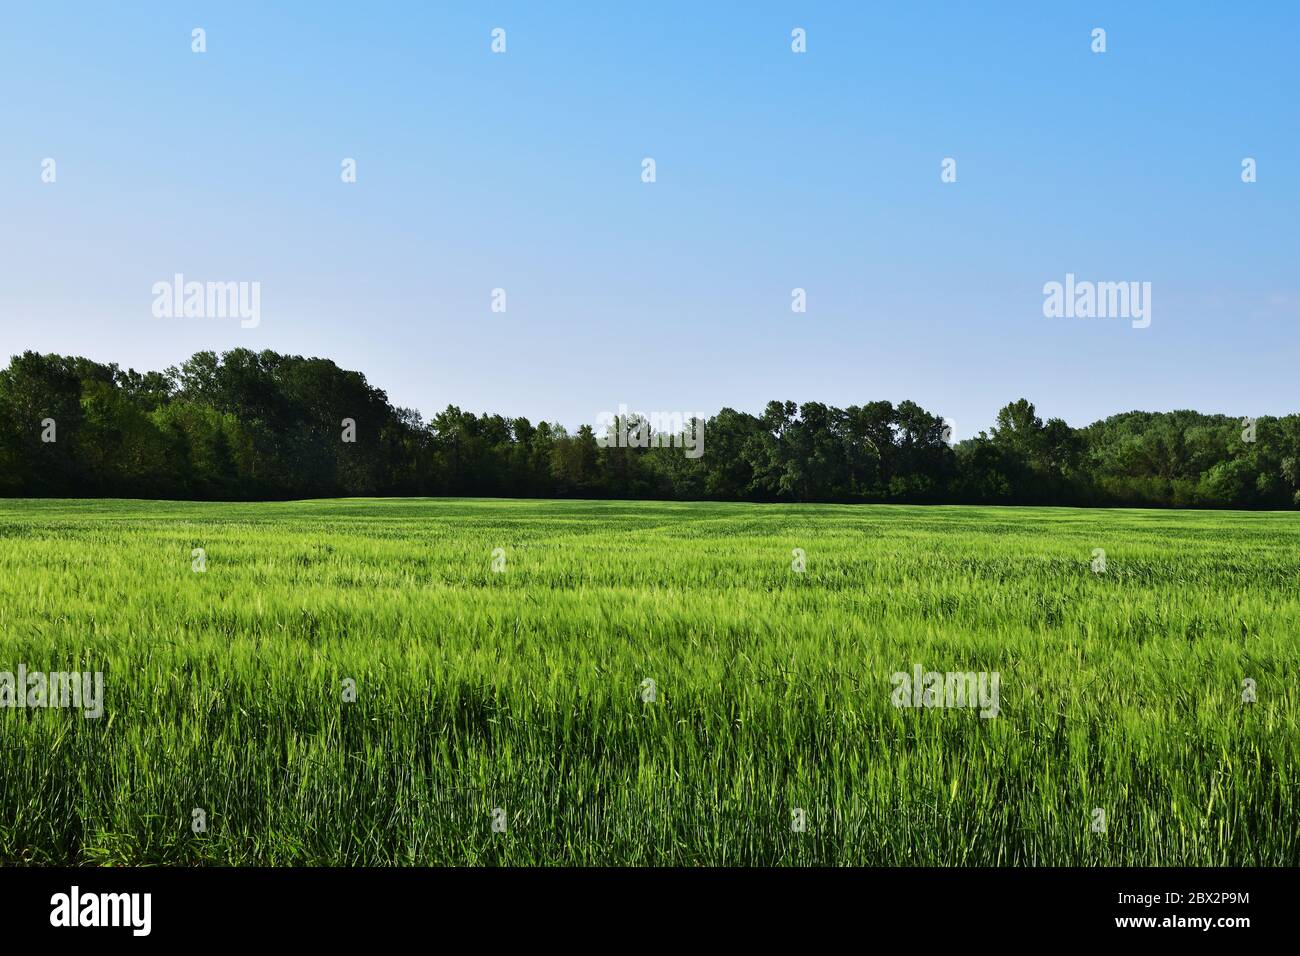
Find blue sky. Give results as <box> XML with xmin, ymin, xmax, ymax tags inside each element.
<box><xmin>2</xmin><ymin>2</ymin><xmax>1296</xmax><ymax>438</ymax></box>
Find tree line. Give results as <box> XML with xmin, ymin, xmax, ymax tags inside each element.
<box><xmin>2</xmin><ymin>348</ymin><xmax>1297</xmax><ymax>508</ymax></box>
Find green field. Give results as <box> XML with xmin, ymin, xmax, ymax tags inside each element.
<box><xmin>0</xmin><ymin>497</ymin><xmax>1296</xmax><ymax>866</ymax></box>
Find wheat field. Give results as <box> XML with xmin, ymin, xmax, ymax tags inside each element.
<box><xmin>0</xmin><ymin>498</ymin><xmax>1296</xmax><ymax>865</ymax></box>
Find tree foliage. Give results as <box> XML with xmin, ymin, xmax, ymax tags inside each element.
<box><xmin>2</xmin><ymin>349</ymin><xmax>1296</xmax><ymax>508</ymax></box>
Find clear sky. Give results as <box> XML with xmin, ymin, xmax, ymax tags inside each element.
<box><xmin>2</xmin><ymin>2</ymin><xmax>1296</xmax><ymax>439</ymax></box>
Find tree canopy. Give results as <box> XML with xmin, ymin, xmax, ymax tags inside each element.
<box><xmin>2</xmin><ymin>349</ymin><xmax>1296</xmax><ymax>508</ymax></box>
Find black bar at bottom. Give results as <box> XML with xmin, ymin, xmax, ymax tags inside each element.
<box><xmin>0</xmin><ymin>866</ymin><xmax>1285</xmax><ymax>942</ymax></box>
